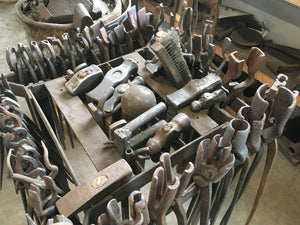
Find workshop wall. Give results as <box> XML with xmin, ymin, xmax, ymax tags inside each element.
<box><xmin>223</xmin><ymin>0</ymin><xmax>300</xmax><ymax>49</ymax></box>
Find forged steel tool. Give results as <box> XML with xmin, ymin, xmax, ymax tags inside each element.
<box><xmin>220</xmin><ymin>51</ymin><xmax>245</xmax><ymax>86</ymax></box>
<box><xmin>113</xmin><ymin>102</ymin><xmax>167</xmax><ymax>156</ymax></box>
<box><xmin>188</xmin><ymin>135</ymin><xmax>235</xmax><ymax>225</ymax></box>
<box><xmin>190</xmin><ymin>89</ymin><xmax>227</xmax><ymax>112</ymax></box>
<box><xmin>166</xmin><ymin>72</ymin><xmax>222</xmax><ymax>110</ymax></box>
<box><xmin>103</xmin><ymin>76</ymin><xmax>145</xmax><ymax>115</ymax></box>
<box><xmin>86</xmin><ymin>58</ymin><xmax>138</xmax><ymax>103</ymax></box>
<box><xmin>221</xmin><ymin>47</ymin><xmax>265</xmax><ymax>107</ymax></box>
<box><xmin>65</xmin><ymin>64</ymin><xmax>104</xmax><ymax>95</ymax></box>
<box><xmin>146</xmin><ymin>113</ymin><xmax>191</xmax><ymax>155</ymax></box>
<box><xmin>148</xmin><ymin>160</ymin><xmax>180</xmax><ymax>225</ymax></box>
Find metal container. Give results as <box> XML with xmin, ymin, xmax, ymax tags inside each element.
<box><xmin>15</xmin><ymin>0</ymin><xmax>131</xmax><ymax>43</ymax></box>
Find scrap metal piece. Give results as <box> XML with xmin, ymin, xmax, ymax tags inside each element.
<box><xmin>166</xmin><ymin>72</ymin><xmax>222</xmax><ymax>110</ymax></box>
<box><xmin>146</xmin><ymin>113</ymin><xmax>191</xmax><ymax>155</ymax></box>
<box><xmin>65</xmin><ymin>64</ymin><xmax>104</xmax><ymax>95</ymax></box>
<box><xmin>86</xmin><ymin>58</ymin><xmax>138</xmax><ymax>103</ymax></box>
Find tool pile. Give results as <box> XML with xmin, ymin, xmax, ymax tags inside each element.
<box><xmin>1</xmin><ymin>1</ymin><xmax>299</xmax><ymax>225</ymax></box>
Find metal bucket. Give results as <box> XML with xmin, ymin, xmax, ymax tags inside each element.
<box><xmin>15</xmin><ymin>0</ymin><xmax>131</xmax><ymax>43</ymax></box>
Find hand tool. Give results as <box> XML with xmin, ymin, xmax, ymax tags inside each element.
<box><xmin>75</xmin><ymin>33</ymin><xmax>91</xmax><ymax>64</ymax></box>
<box><xmin>103</xmin><ymin>76</ymin><xmax>144</xmax><ymax>114</ymax></box>
<box><xmin>220</xmin><ymin>51</ymin><xmax>245</xmax><ymax>86</ymax></box>
<box><xmin>146</xmin><ymin>113</ymin><xmax>191</xmax><ymax>155</ymax></box>
<box><xmin>152</xmin><ymin>3</ymin><xmax>164</xmax><ymax>31</ymax></box>
<box><xmin>166</xmin><ymin>72</ymin><xmax>222</xmax><ymax>110</ymax></box>
<box><xmin>6</xmin><ymin>46</ymin><xmax>26</xmax><ymax>84</ymax></box>
<box><xmin>62</xmin><ymin>33</ymin><xmax>76</xmax><ymax>70</ymax></box>
<box><xmin>30</xmin><ymin>41</ymin><xmax>47</xmax><ymax>81</ymax></box>
<box><xmin>150</xmin><ymin>31</ymin><xmax>192</xmax><ymax>89</ymax></box>
<box><xmin>39</xmin><ymin>40</ymin><xmax>58</xmax><ymax>79</ymax></box>
<box><xmin>190</xmin><ymin>89</ymin><xmax>227</xmax><ymax>112</ymax></box>
<box><xmin>179</xmin><ymin>1</ymin><xmax>187</xmax><ymax>30</ymax></box>
<box><xmin>172</xmin><ymin>162</ymin><xmax>194</xmax><ymax>225</ymax></box>
<box><xmin>120</xmin><ymin>84</ymin><xmax>157</xmax><ymax>120</ymax></box>
<box><xmin>148</xmin><ymin>166</ymin><xmax>180</xmax><ymax>225</ymax></box>
<box><xmin>114</xmin><ymin>102</ymin><xmax>167</xmax><ymax>156</ymax></box>
<box><xmin>65</xmin><ymin>64</ymin><xmax>104</xmax><ymax>95</ymax></box>
<box><xmin>188</xmin><ymin>134</ymin><xmax>234</xmax><ymax>225</ymax></box>
<box><xmin>221</xmin><ymin>47</ymin><xmax>265</xmax><ymax>108</ymax></box>
<box><xmin>214</xmin><ymin>37</ymin><xmax>231</xmax><ymax>76</ymax></box>
<box><xmin>86</xmin><ymin>58</ymin><xmax>138</xmax><ymax>103</ymax></box>
<box><xmin>129</xmin><ymin>190</ymin><xmax>150</xmax><ymax>224</ymax></box>
<box><xmin>18</xmin><ymin>43</ymin><xmax>39</xmax><ymax>83</ymax></box>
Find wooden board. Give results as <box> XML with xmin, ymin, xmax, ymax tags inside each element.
<box><xmin>45</xmin><ymin>77</ymin><xmax>121</xmax><ymax>171</ymax></box>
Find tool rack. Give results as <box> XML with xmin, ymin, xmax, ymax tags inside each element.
<box><xmin>5</xmin><ymin>46</ymin><xmax>252</xmax><ymax>224</ymax></box>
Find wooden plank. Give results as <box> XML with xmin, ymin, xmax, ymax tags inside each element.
<box><xmin>44</xmin><ymin>77</ymin><xmax>121</xmax><ymax>171</ymax></box>
<box><xmin>56</xmin><ymin>159</ymin><xmax>133</xmax><ymax>217</ymax></box>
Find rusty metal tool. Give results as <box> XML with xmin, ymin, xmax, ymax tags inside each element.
<box><xmin>220</xmin><ymin>51</ymin><xmax>245</xmax><ymax>86</ymax></box>
<box><xmin>129</xmin><ymin>191</ymin><xmax>150</xmax><ymax>224</ymax></box>
<box><xmin>146</xmin><ymin>113</ymin><xmax>191</xmax><ymax>155</ymax></box>
<box><xmin>166</xmin><ymin>72</ymin><xmax>222</xmax><ymax>110</ymax></box>
<box><xmin>151</xmin><ymin>31</ymin><xmax>192</xmax><ymax>89</ymax></box>
<box><xmin>30</xmin><ymin>41</ymin><xmax>47</xmax><ymax>81</ymax></box>
<box><xmin>172</xmin><ymin>162</ymin><xmax>194</xmax><ymax>225</ymax></box>
<box><xmin>152</xmin><ymin>3</ymin><xmax>164</xmax><ymax>30</ymax></box>
<box><xmin>221</xmin><ymin>47</ymin><xmax>265</xmax><ymax>108</ymax></box>
<box><xmin>86</xmin><ymin>58</ymin><xmax>138</xmax><ymax>103</ymax></box>
<box><xmin>113</xmin><ymin>102</ymin><xmax>167</xmax><ymax>156</ymax></box>
<box><xmin>214</xmin><ymin>37</ymin><xmax>231</xmax><ymax>76</ymax></box>
<box><xmin>39</xmin><ymin>40</ymin><xmax>58</xmax><ymax>79</ymax></box>
<box><xmin>65</xmin><ymin>64</ymin><xmax>104</xmax><ymax>95</ymax></box>
<box><xmin>188</xmin><ymin>135</ymin><xmax>235</xmax><ymax>225</ymax></box>
<box><xmin>148</xmin><ymin>165</ymin><xmax>180</xmax><ymax>225</ymax></box>
<box><xmin>62</xmin><ymin>33</ymin><xmax>76</xmax><ymax>70</ymax></box>
<box><xmin>6</xmin><ymin>46</ymin><xmax>26</xmax><ymax>84</ymax></box>
<box><xmin>103</xmin><ymin>76</ymin><xmax>144</xmax><ymax>114</ymax></box>
<box><xmin>56</xmin><ymin>159</ymin><xmax>133</xmax><ymax>217</ymax></box>
<box><xmin>18</xmin><ymin>43</ymin><xmax>39</xmax><ymax>83</ymax></box>
<box><xmin>190</xmin><ymin>89</ymin><xmax>227</xmax><ymax>112</ymax></box>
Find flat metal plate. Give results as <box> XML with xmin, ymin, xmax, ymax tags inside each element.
<box><xmin>45</xmin><ymin>77</ymin><xmax>121</xmax><ymax>171</ymax></box>
<box><xmin>179</xmin><ymin>108</ymin><xmax>218</xmax><ymax>135</ymax></box>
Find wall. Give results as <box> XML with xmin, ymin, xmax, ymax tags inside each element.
<box><xmin>222</xmin><ymin>0</ymin><xmax>300</xmax><ymax>49</ymax></box>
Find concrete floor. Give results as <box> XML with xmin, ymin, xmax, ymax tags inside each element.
<box><xmin>0</xmin><ymin>2</ymin><xmax>299</xmax><ymax>225</ymax></box>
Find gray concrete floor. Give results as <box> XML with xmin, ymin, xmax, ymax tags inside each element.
<box><xmin>0</xmin><ymin>2</ymin><xmax>299</xmax><ymax>225</ymax></box>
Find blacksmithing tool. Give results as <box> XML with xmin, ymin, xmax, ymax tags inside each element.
<box><xmin>190</xmin><ymin>89</ymin><xmax>226</xmax><ymax>112</ymax></box>
<box><xmin>114</xmin><ymin>102</ymin><xmax>167</xmax><ymax>156</ymax></box>
<box><xmin>221</xmin><ymin>47</ymin><xmax>265</xmax><ymax>107</ymax></box>
<box><xmin>103</xmin><ymin>76</ymin><xmax>144</xmax><ymax>114</ymax></box>
<box><xmin>166</xmin><ymin>72</ymin><xmax>222</xmax><ymax>110</ymax></box>
<box><xmin>220</xmin><ymin>51</ymin><xmax>245</xmax><ymax>86</ymax></box>
<box><xmin>86</xmin><ymin>58</ymin><xmax>138</xmax><ymax>103</ymax></box>
<box><xmin>65</xmin><ymin>64</ymin><xmax>104</xmax><ymax>95</ymax></box>
<box><xmin>146</xmin><ymin>113</ymin><xmax>191</xmax><ymax>155</ymax></box>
